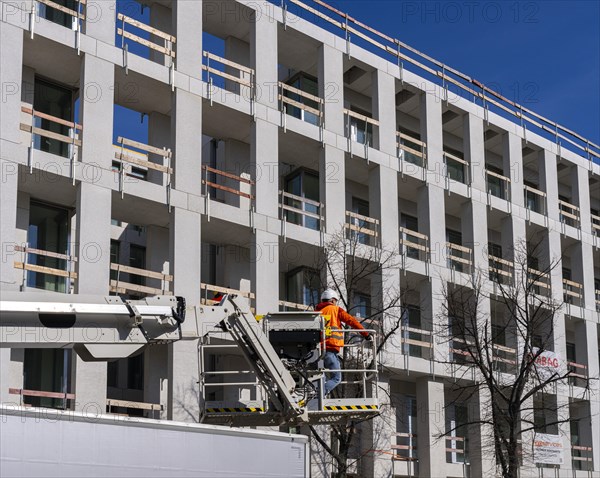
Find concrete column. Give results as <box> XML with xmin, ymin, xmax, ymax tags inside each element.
<box><xmin>572</xmin><ymin>165</ymin><xmax>591</xmax><ymax>233</ymax></box>
<box><xmin>572</xmin><ymin>243</ymin><xmax>596</xmax><ymax>310</ymax></box>
<box><xmin>421</xmin><ymin>92</ymin><xmax>444</xmax><ymax>186</ymax></box>
<box><xmin>75</xmin><ymin>183</ymin><xmax>111</xmax><ymax>294</ymax></box>
<box><xmin>369</xmin><ymin>165</ymin><xmax>399</xmax><ymax>249</ymax></box>
<box><xmin>422</xmin><ymin>277</ymin><xmax>448</xmax><ymax>371</ymax></box>
<box><xmin>318</xmin><ymin>44</ymin><xmax>344</xmax><ymax>135</ymax></box>
<box><xmin>463</xmin><ymin>113</ymin><xmax>485</xmax><ymax>191</ymax></box>
<box><xmin>171</xmin><ymin>90</ymin><xmax>202</xmax><ymax>193</ymax></box>
<box><xmin>147</xmin><ymin>112</ymin><xmax>171</xmax><ymax>186</ymax></box>
<box><xmin>168</xmin><ymin>207</ymin><xmax>201</xmax><ymax>421</ymax></box>
<box><xmin>1</xmin><ymin>159</ymin><xmax>19</xmax><ymax>290</ymax></box>
<box><xmin>0</xmin><ymin>22</ymin><xmax>23</xmax><ymax>146</ymax></box>
<box><xmin>462</xmin><ymin>201</ymin><xmax>488</xmax><ymax>271</ymax></box>
<box><xmin>251</xmin><ymin>12</ymin><xmax>278</xmax><ymax>109</ymax></box>
<box><xmin>371</xmin><ymin>70</ymin><xmax>396</xmax><ymax>155</ymax></box>
<box><xmin>503</xmin><ymin>132</ymin><xmax>524</xmax><ymax>207</ymax></box>
<box><xmin>172</xmin><ymin>0</ymin><xmax>202</xmax><ymax>77</ymax></box>
<box><xmin>469</xmin><ymin>388</ymin><xmax>496</xmax><ymax>477</ymax></box>
<box><xmin>539</xmin><ymin>150</ymin><xmax>559</xmax><ymax>222</ymax></box>
<box><xmin>585</xmin><ymin>322</ymin><xmax>600</xmax><ymax>469</ymax></box>
<box><xmin>361</xmin><ymin>377</ymin><xmax>394</xmax><ymax>478</ymax></box>
<box><xmin>320</xmin><ymin>145</ymin><xmax>345</xmax><ymax>234</ymax></box>
<box><xmin>251</xmin><ymin>230</ymin><xmax>279</xmax><ymax>314</ymax></box>
<box><xmin>144</xmin><ymin>345</ymin><xmax>168</xmax><ymax>419</ymax></box>
<box><xmin>251</xmin><ymin>119</ymin><xmax>279</xmax><ymax>218</ymax></box>
<box><xmin>73</xmin><ymin>183</ymin><xmax>111</xmax><ymax>414</ymax></box>
<box><xmin>416</xmin><ymin>379</ymin><xmax>446</xmax><ymax>477</ymax></box>
<box><xmin>418</xmin><ymin>185</ymin><xmax>445</xmax><ymax>267</ymax></box>
<box><xmin>84</xmin><ymin>0</ymin><xmax>116</xmax><ymax>45</ymax></box>
<box><xmin>80</xmin><ymin>55</ymin><xmax>114</xmax><ymax>171</ymax></box>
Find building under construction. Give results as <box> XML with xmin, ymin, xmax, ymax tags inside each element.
<box><xmin>1</xmin><ymin>0</ymin><xmax>599</xmax><ymax>477</ymax></box>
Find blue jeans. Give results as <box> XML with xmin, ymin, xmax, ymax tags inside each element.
<box><xmin>323</xmin><ymin>351</ymin><xmax>342</xmax><ymax>395</ymax></box>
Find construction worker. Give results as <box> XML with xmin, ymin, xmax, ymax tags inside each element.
<box><xmin>315</xmin><ymin>288</ymin><xmax>370</xmax><ymax>395</ymax></box>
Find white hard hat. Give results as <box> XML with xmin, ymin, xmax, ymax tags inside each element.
<box><xmin>321</xmin><ymin>288</ymin><xmax>339</xmax><ymax>301</ymax></box>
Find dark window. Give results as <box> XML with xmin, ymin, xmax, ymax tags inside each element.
<box><xmin>286</xmin><ymin>267</ymin><xmax>320</xmax><ymax>308</ymax></box>
<box><xmin>38</xmin><ymin>0</ymin><xmax>77</xmax><ymax>27</ymax></box>
<box><xmin>350</xmin><ymin>197</ymin><xmax>370</xmax><ymax>245</ymax></box>
<box><xmin>23</xmin><ymin>349</ymin><xmax>72</xmax><ymax>409</ymax></box>
<box><xmin>284</xmin><ymin>169</ymin><xmax>320</xmax><ymax>231</ymax></box>
<box><xmin>129</xmin><ymin>244</ymin><xmax>146</xmax><ymax>286</ymax></box>
<box><xmin>33</xmin><ymin>78</ymin><xmax>74</xmax><ymax>158</ymax></box>
<box><xmin>283</xmin><ymin>72</ymin><xmax>319</xmax><ymax>126</ymax></box>
<box><xmin>127</xmin><ymin>353</ymin><xmax>144</xmax><ymax>390</ymax></box>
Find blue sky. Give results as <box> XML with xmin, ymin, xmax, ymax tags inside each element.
<box><xmin>322</xmin><ymin>0</ymin><xmax>599</xmax><ymax>145</ymax></box>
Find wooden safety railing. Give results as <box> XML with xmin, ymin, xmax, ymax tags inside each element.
<box><xmin>527</xmin><ymin>267</ymin><xmax>551</xmax><ymax>295</ymax></box>
<box><xmin>524</xmin><ymin>185</ymin><xmax>547</xmax><ymax>216</ymax></box>
<box><xmin>446</xmin><ymin>243</ymin><xmax>473</xmax><ymax>274</ymax></box>
<box><xmin>9</xmin><ymin>387</ymin><xmax>75</xmax><ymax>409</ymax></box>
<box><xmin>397</xmin><ymin>132</ymin><xmax>426</xmax><ymax>168</ymax></box>
<box><xmin>492</xmin><ymin>343</ymin><xmax>517</xmax><ymax>374</ymax></box>
<box><xmin>450</xmin><ymin>337</ymin><xmax>475</xmax><ymax>365</ymax></box>
<box><xmin>446</xmin><ymin>436</ymin><xmax>467</xmax><ymax>463</ymax></box>
<box><xmin>14</xmin><ymin>244</ymin><xmax>77</xmax><ymax>292</ymax></box>
<box><xmin>488</xmin><ymin>255</ymin><xmax>514</xmax><ymax>285</ymax></box>
<box><xmin>280</xmin><ymin>190</ymin><xmax>323</xmax><ymax>231</ymax></box>
<box><xmin>571</xmin><ymin>445</ymin><xmax>593</xmax><ymax>471</ymax></box>
<box><xmin>401</xmin><ymin>326</ymin><xmax>433</xmax><ymax>358</ymax></box>
<box><xmin>110</xmin><ymin>263</ymin><xmax>172</xmax><ymax>296</ymax></box>
<box><xmin>279</xmin><ymin>82</ymin><xmax>324</xmax><ymax>126</ymax></box>
<box><xmin>284</xmin><ymin>0</ymin><xmax>600</xmax><ymax>162</ymax></box>
<box><xmin>486</xmin><ymin>169</ymin><xmax>511</xmax><ymax>200</ymax></box>
<box><xmin>345</xmin><ymin>210</ymin><xmax>379</xmax><ymax>244</ymax></box>
<box><xmin>558</xmin><ymin>199</ymin><xmax>580</xmax><ymax>228</ymax></box>
<box><xmin>443</xmin><ymin>151</ymin><xmax>469</xmax><ymax>184</ymax></box>
<box><xmin>567</xmin><ymin>361</ymin><xmax>588</xmax><ymax>387</ymax></box>
<box><xmin>391</xmin><ymin>432</ymin><xmax>418</xmax><ymax>461</ymax></box>
<box><xmin>202</xmin><ymin>165</ymin><xmax>255</xmax><ymax>203</ymax></box>
<box><xmin>106</xmin><ymin>398</ymin><xmax>163</xmax><ymax>418</ymax></box>
<box><xmin>563</xmin><ymin>278</ymin><xmax>584</xmax><ymax>306</ymax></box>
<box><xmin>591</xmin><ymin>213</ymin><xmax>600</xmax><ymax>235</ymax></box>
<box><xmin>344</xmin><ymin>108</ymin><xmax>378</xmax><ymax>146</ymax></box>
<box><xmin>20</xmin><ymin>104</ymin><xmax>82</xmax><ymax>163</ymax></box>
<box><xmin>200</xmin><ymin>283</ymin><xmax>255</xmax><ymax>306</ymax></box>
<box><xmin>399</xmin><ymin>227</ymin><xmax>429</xmax><ymax>262</ymax></box>
<box><xmin>117</xmin><ymin>13</ymin><xmax>176</xmax><ymax>59</ymax></box>
<box><xmin>278</xmin><ymin>300</ymin><xmax>312</xmax><ymax>311</ymax></box>
<box><xmin>114</xmin><ymin>137</ymin><xmax>172</xmax><ymax>194</ymax></box>
<box><xmin>203</xmin><ymin>51</ymin><xmax>254</xmax><ymax>94</ymax></box>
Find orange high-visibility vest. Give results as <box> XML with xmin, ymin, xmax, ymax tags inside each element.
<box><xmin>316</xmin><ymin>302</ymin><xmax>368</xmax><ymax>353</ymax></box>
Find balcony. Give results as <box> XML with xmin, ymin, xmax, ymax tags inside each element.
<box><xmin>399</xmin><ymin>228</ymin><xmax>429</xmax><ymax>262</ymax></box>
<box><xmin>524</xmin><ymin>185</ymin><xmax>547</xmax><ymax>216</ymax></box>
<box><xmin>202</xmin><ymin>165</ymin><xmax>255</xmax><ymax>209</ymax></box>
<box><xmin>485</xmin><ymin>169</ymin><xmax>510</xmax><ymax>201</ymax></box>
<box><xmin>391</xmin><ymin>432</ymin><xmax>418</xmax><ymax>462</ymax></box>
<box><xmin>279</xmin><ymin>191</ymin><xmax>323</xmax><ymax>231</ymax></box>
<box><xmin>345</xmin><ymin>211</ymin><xmax>379</xmax><ymax>246</ymax></box>
<box><xmin>113</xmin><ymin>137</ymin><xmax>172</xmax><ymax>193</ymax></box>
<box><xmin>13</xmin><ymin>244</ymin><xmax>77</xmax><ymax>294</ymax></box>
<box><xmin>401</xmin><ymin>325</ymin><xmax>433</xmax><ymax>359</ymax></box>
<box><xmin>558</xmin><ymin>199</ymin><xmax>580</xmax><ymax>228</ymax></box>
<box><xmin>344</xmin><ymin>109</ymin><xmax>377</xmax><ymax>150</ymax></box>
<box><xmin>443</xmin><ymin>151</ymin><xmax>469</xmax><ymax>185</ymax></box>
<box><xmin>117</xmin><ymin>12</ymin><xmax>176</xmax><ymax>66</ymax></box>
<box><xmin>527</xmin><ymin>267</ymin><xmax>551</xmax><ymax>296</ymax></box>
<box><xmin>488</xmin><ymin>255</ymin><xmax>514</xmax><ymax>285</ymax></box>
<box><xmin>446</xmin><ymin>243</ymin><xmax>473</xmax><ymax>274</ymax></box>
<box><xmin>110</xmin><ymin>263</ymin><xmax>172</xmax><ymax>297</ymax></box>
<box><xmin>203</xmin><ymin>51</ymin><xmax>254</xmax><ymax>99</ymax></box>
<box><xmin>563</xmin><ymin>278</ymin><xmax>584</xmax><ymax>307</ymax></box>
<box><xmin>567</xmin><ymin>361</ymin><xmax>588</xmax><ymax>388</ymax></box>
<box><xmin>592</xmin><ymin>212</ymin><xmax>600</xmax><ymax>236</ymax></box>
<box><xmin>397</xmin><ymin>132</ymin><xmax>426</xmax><ymax>168</ymax></box>
<box><xmin>106</xmin><ymin>398</ymin><xmax>163</xmax><ymax>419</ymax></box>
<box><xmin>21</xmin><ymin>103</ymin><xmax>82</xmax><ymax>166</ymax></box>
<box><xmin>492</xmin><ymin>343</ymin><xmax>517</xmax><ymax>374</ymax></box>
<box><xmin>279</xmin><ymin>82</ymin><xmax>323</xmax><ymax>127</ymax></box>
<box><xmin>572</xmin><ymin>445</ymin><xmax>593</xmax><ymax>471</ymax></box>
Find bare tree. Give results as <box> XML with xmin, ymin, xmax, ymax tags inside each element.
<box><xmin>306</xmin><ymin>227</ymin><xmax>411</xmax><ymax>478</ymax></box>
<box><xmin>437</xmin><ymin>240</ymin><xmax>595</xmax><ymax>478</ymax></box>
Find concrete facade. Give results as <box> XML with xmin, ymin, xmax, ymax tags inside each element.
<box><xmin>1</xmin><ymin>1</ymin><xmax>599</xmax><ymax>477</ymax></box>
